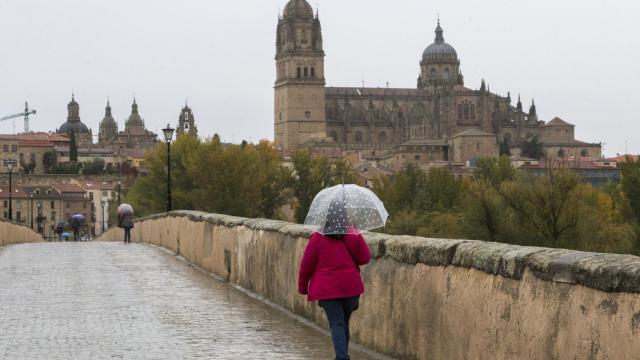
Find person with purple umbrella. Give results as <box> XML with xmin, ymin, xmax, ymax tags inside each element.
<box><xmin>70</xmin><ymin>214</ymin><xmax>85</xmax><ymax>241</ymax></box>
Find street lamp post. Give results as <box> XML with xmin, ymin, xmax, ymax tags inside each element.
<box><xmin>30</xmin><ymin>193</ymin><xmax>34</xmax><ymax>229</ymax></box>
<box><xmin>6</xmin><ymin>160</ymin><xmax>15</xmax><ymax>221</ymax></box>
<box><xmin>117</xmin><ymin>179</ymin><xmax>122</xmax><ymax>205</ymax></box>
<box><xmin>37</xmin><ymin>201</ymin><xmax>43</xmax><ymax>237</ymax></box>
<box><xmin>100</xmin><ymin>200</ymin><xmax>106</xmax><ymax>234</ymax></box>
<box><xmin>162</xmin><ymin>124</ymin><xmax>175</xmax><ymax>212</ymax></box>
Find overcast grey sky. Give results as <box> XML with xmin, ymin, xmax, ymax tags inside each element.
<box><xmin>1</xmin><ymin>0</ymin><xmax>638</xmax><ymax>156</ymax></box>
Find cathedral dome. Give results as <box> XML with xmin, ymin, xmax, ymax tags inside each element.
<box><xmin>59</xmin><ymin>121</ymin><xmax>89</xmax><ymax>134</ymax></box>
<box><xmin>422</xmin><ymin>22</ymin><xmax>458</xmax><ymax>62</ymax></box>
<box><xmin>283</xmin><ymin>0</ymin><xmax>314</xmax><ymax>20</ymax></box>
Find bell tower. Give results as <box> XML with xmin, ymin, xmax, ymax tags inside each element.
<box><xmin>274</xmin><ymin>0</ymin><xmax>327</xmax><ymax>152</ymax></box>
<box><xmin>177</xmin><ymin>102</ymin><xmax>198</xmax><ymax>138</ymax></box>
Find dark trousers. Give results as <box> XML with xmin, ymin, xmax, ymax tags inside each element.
<box><xmin>319</xmin><ymin>296</ymin><xmax>360</xmax><ymax>360</ymax></box>
<box><xmin>124</xmin><ymin>227</ymin><xmax>132</xmax><ymax>243</ymax></box>
<box><xmin>73</xmin><ymin>229</ymin><xmax>80</xmax><ymax>241</ymax></box>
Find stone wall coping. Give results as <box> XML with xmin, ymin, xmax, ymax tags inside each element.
<box><xmin>121</xmin><ymin>210</ymin><xmax>640</xmax><ymax>294</ymax></box>
<box><xmin>0</xmin><ymin>219</ymin><xmax>45</xmax><ymax>242</ymax></box>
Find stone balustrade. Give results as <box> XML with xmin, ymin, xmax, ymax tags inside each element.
<box><xmin>98</xmin><ymin>211</ymin><xmax>640</xmax><ymax>359</ymax></box>
<box><xmin>0</xmin><ymin>220</ymin><xmax>44</xmax><ymax>247</ymax></box>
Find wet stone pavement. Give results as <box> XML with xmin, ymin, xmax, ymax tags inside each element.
<box><xmin>0</xmin><ymin>242</ymin><xmax>384</xmax><ymax>360</ymax></box>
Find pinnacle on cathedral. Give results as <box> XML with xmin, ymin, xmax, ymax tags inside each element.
<box><xmin>99</xmin><ymin>100</ymin><xmax>118</xmax><ymax>145</ymax></box>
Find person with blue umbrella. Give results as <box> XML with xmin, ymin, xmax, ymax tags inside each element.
<box><xmin>298</xmin><ymin>184</ymin><xmax>389</xmax><ymax>360</ymax></box>
<box><xmin>70</xmin><ymin>214</ymin><xmax>84</xmax><ymax>241</ymax></box>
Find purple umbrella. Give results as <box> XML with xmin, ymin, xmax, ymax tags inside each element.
<box><xmin>70</xmin><ymin>214</ymin><xmax>85</xmax><ymax>221</ymax></box>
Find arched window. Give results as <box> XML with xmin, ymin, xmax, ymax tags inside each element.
<box><xmin>297</xmin><ymin>67</ymin><xmax>301</xmax><ymax>79</ymax></box>
<box><xmin>279</xmin><ymin>113</ymin><xmax>282</xmax><ymax>121</ymax></box>
<box><xmin>471</xmin><ymin>104</ymin><xmax>476</xmax><ymax>120</ymax></box>
<box><xmin>444</xmin><ymin>67</ymin><xmax>450</xmax><ymax>80</ymax></box>
<box><xmin>311</xmin><ymin>67</ymin><xmax>315</xmax><ymax>78</ymax></box>
<box><xmin>305</xmin><ymin>111</ymin><xmax>311</xmax><ymax>119</ymax></box>
<box><xmin>304</xmin><ymin>67</ymin><xmax>308</xmax><ymax>77</ymax></box>
<box><xmin>580</xmin><ymin>149</ymin><xmax>589</xmax><ymax>157</ymax></box>
<box><xmin>458</xmin><ymin>104</ymin><xmax>463</xmax><ymax>120</ymax></box>
<box><xmin>557</xmin><ymin>149</ymin><xmax>565</xmax><ymax>158</ymax></box>
<box><xmin>330</xmin><ymin>131</ymin><xmax>338</xmax><ymax>143</ymax></box>
<box><xmin>355</xmin><ymin>131</ymin><xmax>363</xmax><ymax>143</ymax></box>
<box><xmin>463</xmin><ymin>103</ymin><xmax>470</xmax><ymax>120</ymax></box>
<box><xmin>430</xmin><ymin>67</ymin><xmax>436</xmax><ymax>78</ymax></box>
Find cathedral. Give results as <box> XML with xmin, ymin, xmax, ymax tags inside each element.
<box><xmin>274</xmin><ymin>0</ymin><xmax>602</xmax><ymax>163</ymax></box>
<box><xmin>98</xmin><ymin>99</ymin><xmax>158</xmax><ymax>149</ymax></box>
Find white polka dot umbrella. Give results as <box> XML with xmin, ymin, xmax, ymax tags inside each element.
<box><xmin>304</xmin><ymin>184</ymin><xmax>389</xmax><ymax>235</ymax></box>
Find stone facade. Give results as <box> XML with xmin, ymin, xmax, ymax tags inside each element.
<box><xmin>275</xmin><ymin>0</ymin><xmax>602</xmax><ymax>162</ymax></box>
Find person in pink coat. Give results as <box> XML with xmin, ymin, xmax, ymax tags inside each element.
<box><xmin>298</xmin><ymin>200</ymin><xmax>371</xmax><ymax>360</ymax></box>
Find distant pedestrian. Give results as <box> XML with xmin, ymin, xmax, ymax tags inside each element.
<box><xmin>117</xmin><ymin>203</ymin><xmax>135</xmax><ymax>244</ymax></box>
<box><xmin>298</xmin><ymin>199</ymin><xmax>372</xmax><ymax>360</ymax></box>
<box><xmin>71</xmin><ymin>219</ymin><xmax>81</xmax><ymax>241</ymax></box>
<box><xmin>119</xmin><ymin>213</ymin><xmax>134</xmax><ymax>244</ymax></box>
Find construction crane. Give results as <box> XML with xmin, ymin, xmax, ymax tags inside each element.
<box><xmin>1</xmin><ymin>102</ymin><xmax>37</xmax><ymax>133</ymax></box>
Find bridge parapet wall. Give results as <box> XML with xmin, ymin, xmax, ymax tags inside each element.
<box><xmin>0</xmin><ymin>220</ymin><xmax>44</xmax><ymax>247</ymax></box>
<box><xmin>98</xmin><ymin>211</ymin><xmax>640</xmax><ymax>360</ymax></box>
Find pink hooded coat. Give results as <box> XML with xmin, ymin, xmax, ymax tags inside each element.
<box><xmin>298</xmin><ymin>231</ymin><xmax>371</xmax><ymax>302</ymax></box>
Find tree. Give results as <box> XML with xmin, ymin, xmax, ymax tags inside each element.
<box><xmin>291</xmin><ymin>150</ymin><xmax>357</xmax><ymax>223</ymax></box>
<box><xmin>474</xmin><ymin>156</ymin><xmax>518</xmax><ymax>187</ymax></box>
<box><xmin>42</xmin><ymin>150</ymin><xmax>57</xmax><ymax>174</ymax></box>
<box><xmin>498</xmin><ymin>170</ymin><xmax>581</xmax><ymax>247</ymax></box>
<box><xmin>520</xmin><ymin>136</ymin><xmax>545</xmax><ymax>160</ymax></box>
<box><xmin>68</xmin><ymin>131</ymin><xmax>78</xmax><ymax>163</ymax></box>
<box><xmin>81</xmin><ymin>159</ymin><xmax>106</xmax><ymax>175</ymax></box>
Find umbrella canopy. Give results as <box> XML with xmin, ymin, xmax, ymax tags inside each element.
<box><xmin>70</xmin><ymin>214</ymin><xmax>85</xmax><ymax>221</ymax></box>
<box><xmin>117</xmin><ymin>203</ymin><xmax>134</xmax><ymax>215</ymax></box>
<box><xmin>304</xmin><ymin>184</ymin><xmax>389</xmax><ymax>235</ymax></box>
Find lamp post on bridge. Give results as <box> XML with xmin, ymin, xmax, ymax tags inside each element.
<box><xmin>30</xmin><ymin>193</ymin><xmax>34</xmax><ymax>230</ymax></box>
<box><xmin>162</xmin><ymin>124</ymin><xmax>175</xmax><ymax>213</ymax></box>
<box><xmin>6</xmin><ymin>160</ymin><xmax>15</xmax><ymax>221</ymax></box>
<box><xmin>100</xmin><ymin>200</ymin><xmax>106</xmax><ymax>234</ymax></box>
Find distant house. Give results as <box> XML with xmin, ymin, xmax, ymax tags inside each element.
<box><xmin>520</xmin><ymin>159</ymin><xmax>620</xmax><ymax>186</ymax></box>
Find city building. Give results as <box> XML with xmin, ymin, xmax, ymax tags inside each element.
<box><xmin>274</xmin><ymin>0</ymin><xmax>602</xmax><ymax>164</ymax></box>
<box><xmin>78</xmin><ymin>180</ymin><xmax>118</xmax><ymax>236</ymax></box>
<box><xmin>1</xmin><ymin>133</ymin><xmax>70</xmax><ymax>175</ymax></box>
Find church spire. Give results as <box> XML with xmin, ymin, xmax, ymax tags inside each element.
<box><xmin>517</xmin><ymin>94</ymin><xmax>523</xmax><ymax>111</ymax></box>
<box><xmin>530</xmin><ymin>99</ymin><xmax>537</xmax><ymax>116</ymax></box>
<box><xmin>435</xmin><ymin>19</ymin><xmax>445</xmax><ymax>44</ymax></box>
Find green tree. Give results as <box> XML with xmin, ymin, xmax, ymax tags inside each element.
<box><xmin>68</xmin><ymin>131</ymin><xmax>78</xmax><ymax>163</ymax></box>
<box><xmin>42</xmin><ymin>150</ymin><xmax>57</xmax><ymax>174</ymax></box>
<box><xmin>473</xmin><ymin>156</ymin><xmax>518</xmax><ymax>187</ymax></box>
<box><xmin>81</xmin><ymin>159</ymin><xmax>106</xmax><ymax>175</ymax></box>
<box><xmin>291</xmin><ymin>150</ymin><xmax>357</xmax><ymax>224</ymax></box>
<box><xmin>498</xmin><ymin>170</ymin><xmax>581</xmax><ymax>247</ymax></box>
<box><xmin>520</xmin><ymin>136</ymin><xmax>545</xmax><ymax>160</ymax></box>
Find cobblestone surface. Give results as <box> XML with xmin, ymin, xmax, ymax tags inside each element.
<box><xmin>0</xmin><ymin>243</ymin><xmax>382</xmax><ymax>360</ymax></box>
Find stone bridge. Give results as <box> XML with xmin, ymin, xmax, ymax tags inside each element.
<box><xmin>2</xmin><ymin>213</ymin><xmax>640</xmax><ymax>359</ymax></box>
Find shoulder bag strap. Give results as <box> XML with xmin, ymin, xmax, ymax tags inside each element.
<box><xmin>340</xmin><ymin>238</ymin><xmax>360</xmax><ymax>271</ymax></box>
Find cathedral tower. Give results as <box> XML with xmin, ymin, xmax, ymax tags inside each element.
<box><xmin>177</xmin><ymin>103</ymin><xmax>198</xmax><ymax>138</ymax></box>
<box><xmin>274</xmin><ymin>0</ymin><xmax>327</xmax><ymax>152</ymax></box>
<box><xmin>99</xmin><ymin>100</ymin><xmax>118</xmax><ymax>145</ymax></box>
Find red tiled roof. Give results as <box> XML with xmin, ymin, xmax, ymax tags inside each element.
<box><xmin>0</xmin><ymin>186</ymin><xmax>29</xmax><ymax>199</ymax></box>
<box><xmin>53</xmin><ymin>184</ymin><xmax>86</xmax><ymax>193</ymax></box>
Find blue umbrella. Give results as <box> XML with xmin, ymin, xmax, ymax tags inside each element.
<box><xmin>70</xmin><ymin>214</ymin><xmax>85</xmax><ymax>221</ymax></box>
